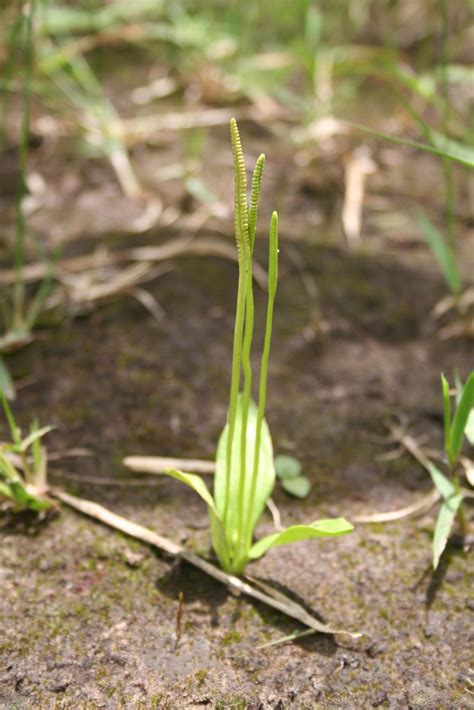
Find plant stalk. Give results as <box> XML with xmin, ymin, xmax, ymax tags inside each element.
<box><xmin>13</xmin><ymin>0</ymin><xmax>37</xmax><ymax>330</ymax></box>
<box><xmin>223</xmin><ymin>119</ymin><xmax>249</xmax><ymax>526</ymax></box>
<box><xmin>246</xmin><ymin>212</ymin><xmax>278</xmax><ymax>548</ymax></box>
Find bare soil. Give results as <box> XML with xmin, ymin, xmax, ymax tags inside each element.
<box><xmin>1</xmin><ymin>228</ymin><xmax>473</xmax><ymax>708</ymax></box>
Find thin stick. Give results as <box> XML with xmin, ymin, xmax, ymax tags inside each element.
<box><xmin>354</xmin><ymin>422</ymin><xmax>442</xmax><ymax>523</ymax></box>
<box><xmin>124</xmin><ymin>456</ymin><xmax>215</xmax><ymax>475</ymax></box>
<box><xmin>353</xmin><ymin>488</ymin><xmax>440</xmax><ymax>523</ymax></box>
<box><xmin>0</xmin><ymin>236</ymin><xmax>268</xmax><ymax>291</ymax></box>
<box><xmin>51</xmin><ymin>488</ymin><xmax>360</xmax><ymax>637</ymax></box>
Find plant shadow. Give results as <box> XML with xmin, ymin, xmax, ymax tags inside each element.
<box><xmin>156</xmin><ymin>559</ymin><xmax>339</xmax><ymax>657</ymax></box>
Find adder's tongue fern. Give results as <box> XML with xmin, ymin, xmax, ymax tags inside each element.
<box><xmin>223</xmin><ymin>118</ymin><xmax>250</xmax><ymax>524</ymax></box>
<box><xmin>246</xmin><ymin>211</ymin><xmax>278</xmax><ymax>547</ymax></box>
<box><xmin>237</xmin><ymin>153</ymin><xmax>266</xmax><ymax>558</ymax></box>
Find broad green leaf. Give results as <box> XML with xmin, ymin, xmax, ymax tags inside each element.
<box><xmin>164</xmin><ymin>468</ymin><xmax>219</xmax><ymax>518</ymax></box>
<box><xmin>432</xmin><ymin>494</ymin><xmax>463</xmax><ymax>570</ymax></box>
<box><xmin>441</xmin><ymin>374</ymin><xmax>451</xmax><ymax>454</ymax></box>
<box><xmin>427</xmin><ymin>462</ymin><xmax>455</xmax><ymax>499</ymax></box>
<box><xmin>281</xmin><ymin>476</ymin><xmax>311</xmax><ymax>499</ymax></box>
<box><xmin>417</xmin><ymin>213</ymin><xmax>461</xmax><ymax>296</ymax></box>
<box><xmin>248</xmin><ymin>518</ymin><xmax>353</xmax><ymax>560</ymax></box>
<box><xmin>210</xmin><ymin>509</ymin><xmax>231</xmax><ymax>572</ymax></box>
<box><xmin>449</xmin><ymin>372</ymin><xmax>474</xmax><ymax>464</ymax></box>
<box><xmin>275</xmin><ymin>454</ymin><xmax>301</xmax><ymax>480</ymax></box>
<box><xmin>214</xmin><ymin>395</ymin><xmax>275</xmax><ymax>547</ymax></box>
<box><xmin>19</xmin><ymin>426</ymin><xmax>54</xmax><ymax>453</ymax></box>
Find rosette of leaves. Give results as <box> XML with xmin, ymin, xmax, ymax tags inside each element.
<box><xmin>160</xmin><ymin>119</ymin><xmax>352</xmax><ymax>574</ymax></box>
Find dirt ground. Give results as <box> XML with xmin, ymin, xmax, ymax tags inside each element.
<box><xmin>0</xmin><ymin>73</ymin><xmax>473</xmax><ymax>708</ymax></box>
<box><xmin>1</xmin><ymin>213</ymin><xmax>473</xmax><ymax>708</ymax></box>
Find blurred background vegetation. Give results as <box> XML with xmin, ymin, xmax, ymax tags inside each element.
<box><xmin>0</xmin><ymin>0</ymin><xmax>472</xmax><ymax>374</ymax></box>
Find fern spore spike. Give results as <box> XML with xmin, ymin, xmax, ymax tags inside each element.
<box><xmin>223</xmin><ymin>118</ymin><xmax>249</xmax><ymax>526</ymax></box>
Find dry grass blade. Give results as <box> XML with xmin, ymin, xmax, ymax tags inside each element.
<box><xmin>51</xmin><ymin>488</ymin><xmax>360</xmax><ymax>637</ymax></box>
<box><xmin>342</xmin><ymin>146</ymin><xmax>376</xmax><ymax>248</ymax></box>
<box><xmin>0</xmin><ymin>236</ymin><xmax>268</xmax><ymax>290</ymax></box>
<box><xmin>124</xmin><ymin>455</ymin><xmax>215</xmax><ymax>475</ymax></box>
<box><xmin>354</xmin><ymin>421</ymin><xmax>442</xmax><ymax>523</ymax></box>
<box><xmin>353</xmin><ymin>488</ymin><xmax>440</xmax><ymax>523</ymax></box>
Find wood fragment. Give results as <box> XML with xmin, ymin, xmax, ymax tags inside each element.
<box><xmin>51</xmin><ymin>488</ymin><xmax>360</xmax><ymax>638</ymax></box>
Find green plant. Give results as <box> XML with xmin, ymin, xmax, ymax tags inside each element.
<box><xmin>0</xmin><ymin>393</ymin><xmax>52</xmax><ymax>511</ymax></box>
<box><xmin>275</xmin><ymin>454</ymin><xmax>311</xmax><ymax>498</ymax></box>
<box><xmin>0</xmin><ymin>1</ymin><xmax>53</xmax><ymax>369</ymax></box>
<box><xmin>428</xmin><ymin>371</ymin><xmax>474</xmax><ymax>569</ymax></box>
<box><xmin>158</xmin><ymin>119</ymin><xmax>352</xmax><ymax>574</ymax></box>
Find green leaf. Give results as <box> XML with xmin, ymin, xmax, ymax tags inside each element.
<box><xmin>19</xmin><ymin>425</ymin><xmax>54</xmax><ymax>453</ymax></box>
<box><xmin>275</xmin><ymin>454</ymin><xmax>302</xmax><ymax>480</ymax></box>
<box><xmin>281</xmin><ymin>476</ymin><xmax>311</xmax><ymax>499</ymax></box>
<box><xmin>455</xmin><ymin>372</ymin><xmax>474</xmax><ymax>445</ymax></box>
<box><xmin>214</xmin><ymin>395</ymin><xmax>275</xmax><ymax>547</ymax></box>
<box><xmin>8</xmin><ymin>480</ymin><xmax>51</xmax><ymax>511</ymax></box>
<box><xmin>449</xmin><ymin>372</ymin><xmax>474</xmax><ymax>464</ymax></box>
<box><xmin>0</xmin><ymin>481</ymin><xmax>14</xmax><ymax>498</ymax></box>
<box><xmin>350</xmin><ymin>122</ymin><xmax>474</xmax><ymax>168</ymax></box>
<box><xmin>164</xmin><ymin>468</ymin><xmax>220</xmax><ymax>518</ymax></box>
<box><xmin>427</xmin><ymin>462</ymin><xmax>455</xmax><ymax>499</ymax></box>
<box><xmin>1</xmin><ymin>391</ymin><xmax>21</xmax><ymax>446</ymax></box>
<box><xmin>432</xmin><ymin>494</ymin><xmax>463</xmax><ymax>570</ymax></box>
<box><xmin>0</xmin><ymin>357</ymin><xmax>15</xmax><ymax>400</ymax></box>
<box><xmin>417</xmin><ymin>213</ymin><xmax>461</xmax><ymax>296</ymax></box>
<box><xmin>248</xmin><ymin>518</ymin><xmax>353</xmax><ymax>561</ymax></box>
<box><xmin>441</xmin><ymin>374</ymin><xmax>451</xmax><ymax>454</ymax></box>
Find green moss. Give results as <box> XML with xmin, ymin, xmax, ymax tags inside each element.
<box><xmin>222</xmin><ymin>629</ymin><xmax>242</xmax><ymax>645</ymax></box>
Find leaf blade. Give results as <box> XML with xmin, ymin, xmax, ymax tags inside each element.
<box><xmin>449</xmin><ymin>371</ymin><xmax>474</xmax><ymax>463</ymax></box>
<box><xmin>281</xmin><ymin>476</ymin><xmax>311</xmax><ymax>499</ymax></box>
<box><xmin>164</xmin><ymin>468</ymin><xmax>219</xmax><ymax>518</ymax></box>
<box><xmin>427</xmin><ymin>462</ymin><xmax>455</xmax><ymax>499</ymax></box>
<box><xmin>248</xmin><ymin>518</ymin><xmax>353</xmax><ymax>560</ymax></box>
<box><xmin>417</xmin><ymin>212</ymin><xmax>461</xmax><ymax>295</ymax></box>
<box><xmin>432</xmin><ymin>494</ymin><xmax>462</xmax><ymax>569</ymax></box>
<box><xmin>214</xmin><ymin>395</ymin><xmax>275</xmax><ymax>547</ymax></box>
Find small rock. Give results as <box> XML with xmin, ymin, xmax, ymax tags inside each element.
<box><xmin>367</xmin><ymin>641</ymin><xmax>387</xmax><ymax>658</ymax></box>
<box><xmin>123</xmin><ymin>549</ymin><xmax>146</xmax><ymax>568</ymax></box>
<box><xmin>50</xmin><ymin>680</ymin><xmax>69</xmax><ymax>693</ymax></box>
<box><xmin>371</xmin><ymin>690</ymin><xmax>388</xmax><ymax>707</ymax></box>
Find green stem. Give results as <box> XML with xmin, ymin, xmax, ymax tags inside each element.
<box><xmin>237</xmin><ymin>266</ymin><xmax>254</xmax><ymax>559</ymax></box>
<box><xmin>223</xmin><ymin>119</ymin><xmax>249</xmax><ymax>527</ymax></box>
<box><xmin>453</xmin><ymin>466</ymin><xmax>468</xmax><ymax>537</ymax></box>
<box><xmin>14</xmin><ymin>0</ymin><xmax>37</xmax><ymax>330</ymax></box>
<box><xmin>236</xmin><ymin>155</ymin><xmax>265</xmax><ymax>562</ymax></box>
<box><xmin>246</xmin><ymin>212</ymin><xmax>278</xmax><ymax>548</ymax></box>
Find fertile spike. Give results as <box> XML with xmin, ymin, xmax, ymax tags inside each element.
<box><xmin>268</xmin><ymin>212</ymin><xmax>279</xmax><ymax>298</ymax></box>
<box><xmin>248</xmin><ymin>154</ymin><xmax>265</xmax><ymax>253</ymax></box>
<box><xmin>229</xmin><ymin>118</ymin><xmax>249</xmax><ymax>263</ymax></box>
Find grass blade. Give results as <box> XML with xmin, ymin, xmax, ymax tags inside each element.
<box><xmin>432</xmin><ymin>493</ymin><xmax>462</xmax><ymax>569</ymax></box>
<box><xmin>449</xmin><ymin>372</ymin><xmax>474</xmax><ymax>464</ymax></box>
<box><xmin>417</xmin><ymin>212</ymin><xmax>461</xmax><ymax>296</ymax></box>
